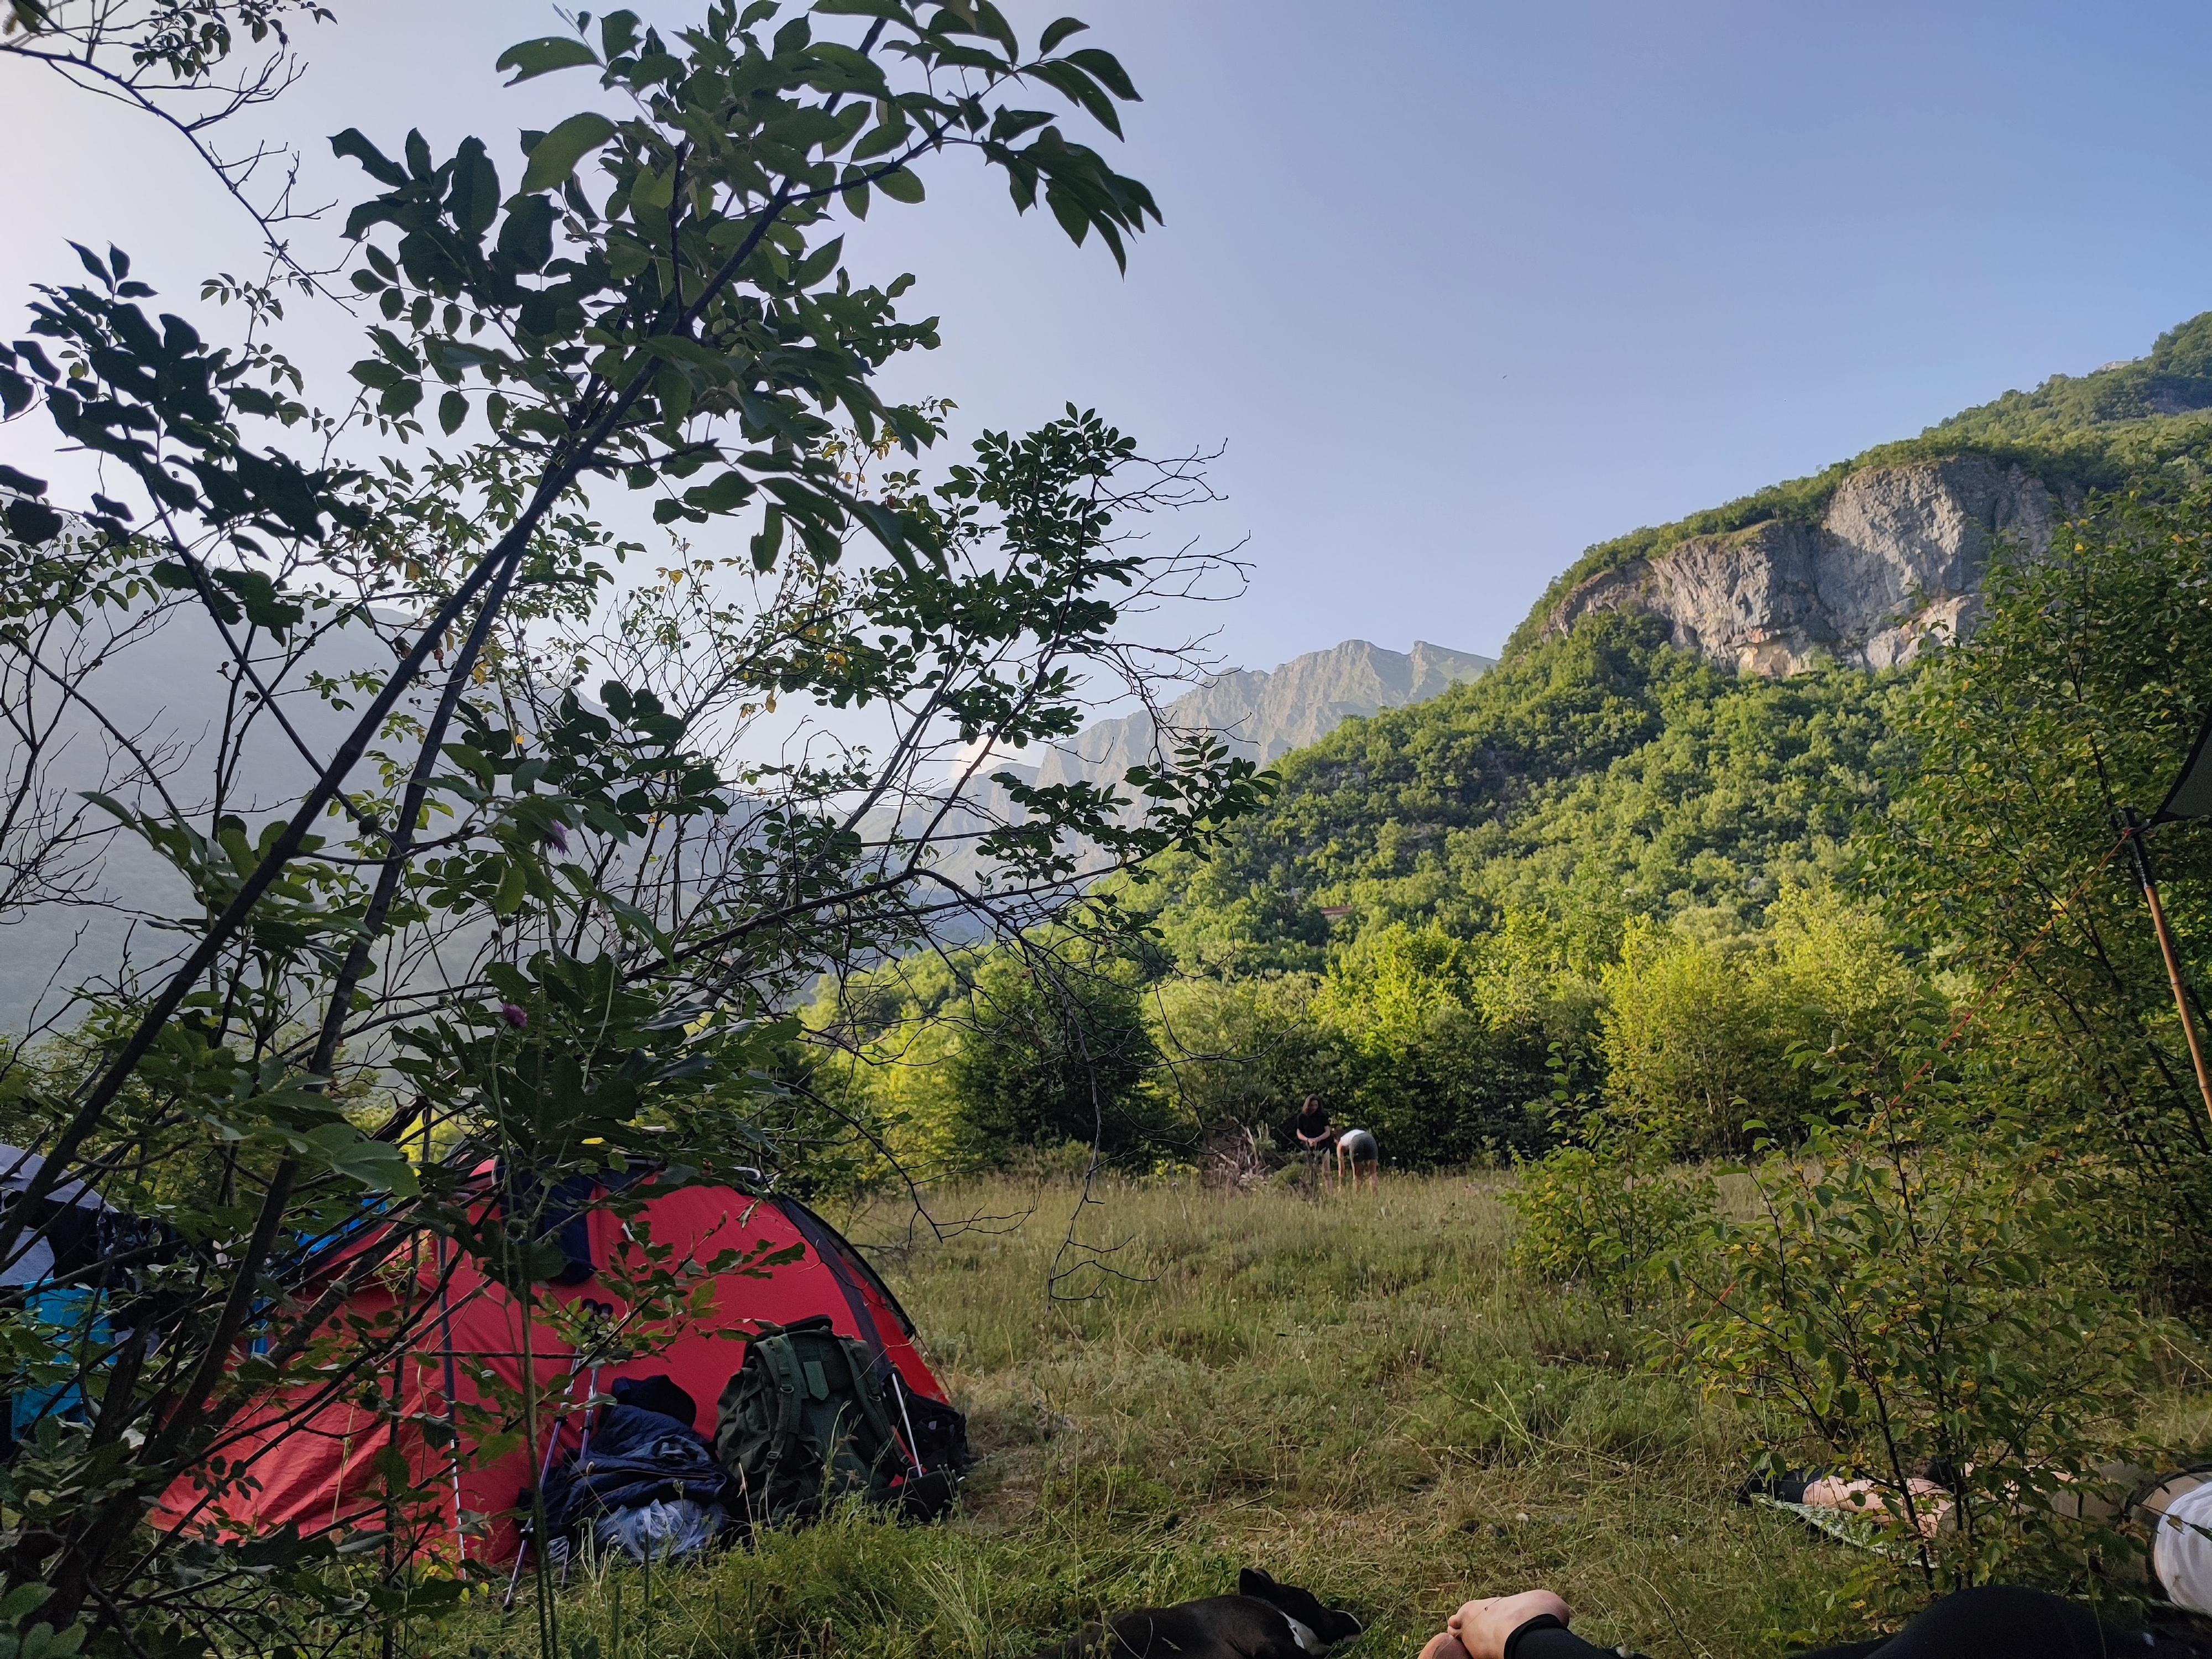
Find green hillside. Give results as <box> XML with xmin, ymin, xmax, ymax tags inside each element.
<box><xmin>1146</xmin><ymin>307</ymin><xmax>2212</xmax><ymax>976</ymax></box>
<box><xmin>811</xmin><ymin>310</ymin><xmax>2212</xmax><ymax>1188</ymax></box>
<box><xmin>1134</xmin><ymin>612</ymin><xmax>1897</xmax><ymax>976</ymax></box>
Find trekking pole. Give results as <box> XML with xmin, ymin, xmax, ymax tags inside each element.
<box><xmin>501</xmin><ymin>1348</ymin><xmax>589</xmax><ymax>1612</ymax></box>
<box><xmin>885</xmin><ymin>1369</ymin><xmax>927</xmax><ymax>1478</ymax></box>
<box><xmin>2122</xmin><ymin>807</ymin><xmax>2212</xmax><ymax>1129</ymax></box>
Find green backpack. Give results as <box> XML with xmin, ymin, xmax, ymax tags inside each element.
<box><xmin>714</xmin><ymin>1316</ymin><xmax>930</xmax><ymax>1529</ymax></box>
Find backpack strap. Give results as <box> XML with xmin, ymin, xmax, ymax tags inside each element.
<box><xmin>754</xmin><ymin>1335</ymin><xmax>811</xmax><ymax>1482</ymax></box>
<box><xmin>832</xmin><ymin>1333</ymin><xmax>907</xmax><ymax>1477</ymax></box>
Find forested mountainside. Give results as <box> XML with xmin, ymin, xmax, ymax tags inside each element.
<box><xmin>1130</xmin><ymin>613</ymin><xmax>1897</xmax><ymax>975</ymax></box>
<box><xmin>1136</xmin><ymin>309</ymin><xmax>2212</xmax><ymax>968</ymax></box>
<box><xmin>804</xmin><ymin>309</ymin><xmax>2212</xmax><ymax>1188</ymax></box>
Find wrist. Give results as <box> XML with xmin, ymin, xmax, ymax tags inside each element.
<box><xmin>1500</xmin><ymin>1615</ymin><xmax>1566</xmax><ymax>1659</ymax></box>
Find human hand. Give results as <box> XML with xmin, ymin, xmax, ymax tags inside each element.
<box><xmin>1444</xmin><ymin>1592</ymin><xmax>1571</xmax><ymax>1659</ymax></box>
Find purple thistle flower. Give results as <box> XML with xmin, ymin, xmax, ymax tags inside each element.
<box><xmin>499</xmin><ymin>1003</ymin><xmax>529</xmax><ymax>1029</ymax></box>
<box><xmin>544</xmin><ymin>822</ymin><xmax>568</xmax><ymax>853</ymax></box>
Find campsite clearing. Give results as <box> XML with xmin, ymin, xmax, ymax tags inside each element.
<box><xmin>422</xmin><ymin>1172</ymin><xmax>1997</xmax><ymax>1659</ymax></box>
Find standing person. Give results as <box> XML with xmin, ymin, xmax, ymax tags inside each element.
<box><xmin>1293</xmin><ymin>1096</ymin><xmax>1334</xmax><ymax>1187</ymax></box>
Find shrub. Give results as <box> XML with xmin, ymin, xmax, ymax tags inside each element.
<box><xmin>1679</xmin><ymin>1096</ymin><xmax>2161</xmax><ymax>1594</ymax></box>
<box><xmin>943</xmin><ymin>950</ymin><xmax>1182</xmax><ymax>1168</ymax></box>
<box><xmin>1311</xmin><ymin>923</ymin><xmax>1560</xmax><ymax>1165</ymax></box>
<box><xmin>1505</xmin><ymin>1120</ymin><xmax>1714</xmax><ymax>1315</ymax></box>
<box><xmin>1600</xmin><ymin>888</ymin><xmax>1933</xmax><ymax>1154</ymax></box>
<box><xmin>1147</xmin><ymin>973</ymin><xmax>1347</xmax><ymax>1140</ymax></box>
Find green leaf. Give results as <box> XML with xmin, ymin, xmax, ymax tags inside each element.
<box><xmin>1037</xmin><ymin>16</ymin><xmax>1087</xmax><ymax>53</ymax></box>
<box><xmin>0</xmin><ymin>1586</ymin><xmax>54</xmax><ymax>1627</ymax></box>
<box><xmin>682</xmin><ymin>471</ymin><xmax>756</xmax><ymax>514</ymax></box>
<box><xmin>331</xmin><ymin>128</ymin><xmax>408</xmax><ymax>185</ymax></box>
<box><xmin>849</xmin><ymin>119</ymin><xmax>910</xmax><ymax>163</ymax></box>
<box><xmin>493</xmin><ymin>858</ymin><xmax>527</xmax><ymax>916</ymax></box>
<box><xmin>298</xmin><ymin>1123</ymin><xmax>420</xmax><ymax>1195</ymax></box>
<box><xmin>350</xmin><ymin>358</ymin><xmax>405</xmax><ymax>392</ymax></box>
<box><xmin>874</xmin><ymin>166</ymin><xmax>925</xmax><ymax>205</ymax></box>
<box><xmin>751</xmin><ymin>506</ymin><xmax>783</xmax><ymax>570</ymax></box>
<box><xmin>439</xmin><ymin>390</ymin><xmax>468</xmax><ymax>435</ymax></box>
<box><xmin>496</xmin><ymin>194</ymin><xmax>556</xmax><ymax>273</ymax></box>
<box><xmin>1045</xmin><ymin>181</ymin><xmax>1091</xmax><ymax>247</ymax></box>
<box><xmin>1065</xmin><ymin>46</ymin><xmax>1139</xmax><ymax>101</ymax></box>
<box><xmin>520</xmin><ymin>111</ymin><xmax>617</xmax><ymax>194</ymax></box>
<box><xmin>447</xmin><ymin>137</ymin><xmax>502</xmax><ymax>238</ymax></box>
<box><xmin>210</xmin><ymin>568</ymin><xmax>305</xmax><ymax>638</ymax></box>
<box><xmin>495</xmin><ymin>35</ymin><xmax>601</xmax><ymax>85</ymax></box>
<box><xmin>841</xmin><ymin>180</ymin><xmax>870</xmax><ymax>220</ymax></box>
<box><xmin>600</xmin><ymin>9</ymin><xmax>642</xmax><ymax>58</ymax></box>
<box><xmin>3</xmin><ymin>498</ymin><xmax>64</xmax><ymax>545</ymax></box>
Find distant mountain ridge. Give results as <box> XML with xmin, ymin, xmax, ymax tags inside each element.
<box><xmin>1020</xmin><ymin>639</ymin><xmax>1496</xmax><ymax>790</ymax></box>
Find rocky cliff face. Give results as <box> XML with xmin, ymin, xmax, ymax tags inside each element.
<box><xmin>1545</xmin><ymin>456</ymin><xmax>2057</xmax><ymax>676</ymax></box>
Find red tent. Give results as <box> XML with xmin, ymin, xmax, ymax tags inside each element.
<box><xmin>154</xmin><ymin>1172</ymin><xmax>955</xmax><ymax>1566</ymax></box>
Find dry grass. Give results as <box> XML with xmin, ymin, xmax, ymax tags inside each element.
<box><xmin>431</xmin><ymin>1172</ymin><xmax>1873</xmax><ymax>1659</ymax></box>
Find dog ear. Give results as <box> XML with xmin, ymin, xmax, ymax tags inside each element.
<box><xmin>1239</xmin><ymin>1568</ymin><xmax>1276</xmax><ymax>1597</ymax></box>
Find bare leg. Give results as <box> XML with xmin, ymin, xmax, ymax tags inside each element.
<box><xmin>1802</xmin><ymin>1474</ymin><xmax>1953</xmax><ymax>1538</ymax></box>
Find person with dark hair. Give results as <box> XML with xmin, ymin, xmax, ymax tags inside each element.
<box><xmin>1293</xmin><ymin>1096</ymin><xmax>1334</xmax><ymax>1187</ymax></box>
<box><xmin>1416</xmin><ymin>1584</ymin><xmax>2210</xmax><ymax>1659</ymax></box>
<box><xmin>1294</xmin><ymin>1096</ymin><xmax>1333</xmax><ymax>1152</ymax></box>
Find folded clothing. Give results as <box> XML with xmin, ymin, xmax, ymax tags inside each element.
<box><xmin>539</xmin><ymin>1402</ymin><xmax>737</xmax><ymax>1547</ymax></box>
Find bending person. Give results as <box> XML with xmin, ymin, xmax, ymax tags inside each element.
<box><xmin>1417</xmin><ymin>1584</ymin><xmax>2207</xmax><ymax>1659</ymax></box>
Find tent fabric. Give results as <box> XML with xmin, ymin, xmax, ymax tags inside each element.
<box><xmin>2156</xmin><ymin>709</ymin><xmax>2212</xmax><ymax>822</ymax></box>
<box><xmin>153</xmin><ymin>1177</ymin><xmax>951</xmax><ymax>1565</ymax></box>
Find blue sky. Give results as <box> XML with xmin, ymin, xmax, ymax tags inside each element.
<box><xmin>7</xmin><ymin>1</ymin><xmax>2212</xmax><ymax>667</ymax></box>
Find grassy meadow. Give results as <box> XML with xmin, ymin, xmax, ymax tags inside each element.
<box><xmin>433</xmin><ymin>1172</ymin><xmax>1897</xmax><ymax>1659</ymax></box>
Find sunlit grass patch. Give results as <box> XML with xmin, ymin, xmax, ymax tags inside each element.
<box><xmin>431</xmin><ymin>1174</ymin><xmax>1872</xmax><ymax>1659</ymax></box>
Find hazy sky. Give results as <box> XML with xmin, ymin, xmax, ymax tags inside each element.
<box><xmin>8</xmin><ymin>1</ymin><xmax>2212</xmax><ymax>669</ymax></box>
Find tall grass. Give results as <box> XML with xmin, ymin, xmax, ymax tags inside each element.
<box><xmin>430</xmin><ymin>1174</ymin><xmax>1866</xmax><ymax>1659</ymax></box>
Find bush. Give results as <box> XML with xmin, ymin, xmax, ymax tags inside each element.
<box><xmin>1600</xmin><ymin>888</ymin><xmax>1933</xmax><ymax>1154</ymax></box>
<box><xmin>942</xmin><ymin>949</ymin><xmax>1183</xmax><ymax>1167</ymax></box>
<box><xmin>1147</xmin><ymin>973</ymin><xmax>1347</xmax><ymax>1139</ymax></box>
<box><xmin>1679</xmin><ymin>1095</ymin><xmax>2161</xmax><ymax>1594</ymax></box>
<box><xmin>1505</xmin><ymin>1120</ymin><xmax>1714</xmax><ymax>1316</ymax></box>
<box><xmin>1311</xmin><ymin>923</ymin><xmax>1561</xmax><ymax>1165</ymax></box>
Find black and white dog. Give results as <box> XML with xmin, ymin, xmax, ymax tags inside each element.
<box><xmin>1037</xmin><ymin>1569</ymin><xmax>1363</xmax><ymax>1659</ymax></box>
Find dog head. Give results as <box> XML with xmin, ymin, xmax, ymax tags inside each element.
<box><xmin>1239</xmin><ymin>1569</ymin><xmax>1363</xmax><ymax>1651</ymax></box>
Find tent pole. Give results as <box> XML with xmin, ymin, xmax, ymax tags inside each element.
<box><xmin>2123</xmin><ymin>808</ymin><xmax>2212</xmax><ymax>1129</ymax></box>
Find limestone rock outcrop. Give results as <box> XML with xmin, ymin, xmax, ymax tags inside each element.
<box><xmin>1546</xmin><ymin>456</ymin><xmax>2057</xmax><ymax>676</ymax></box>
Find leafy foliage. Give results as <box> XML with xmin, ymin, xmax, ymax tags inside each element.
<box><xmin>940</xmin><ymin>947</ymin><xmax>1168</xmax><ymax>1166</ymax></box>
<box><xmin>1869</xmin><ymin>481</ymin><xmax>2212</xmax><ymax>1300</ymax></box>
<box><xmin>1600</xmin><ymin>889</ymin><xmax>1935</xmax><ymax>1156</ymax></box>
<box><xmin>1680</xmin><ymin>1094</ymin><xmax>2157</xmax><ymax>1595</ymax></box>
<box><xmin>0</xmin><ymin>3</ymin><xmax>1275</xmax><ymax>1652</ymax></box>
<box><xmin>1505</xmin><ymin>1114</ymin><xmax>1714</xmax><ymax>1317</ymax></box>
<box><xmin>1134</xmin><ymin>613</ymin><xmax>1897</xmax><ymax>979</ymax></box>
